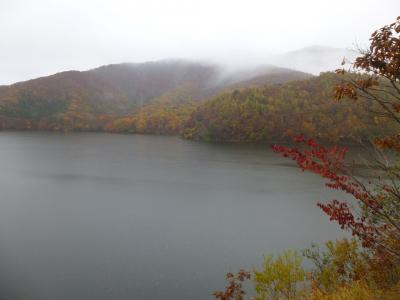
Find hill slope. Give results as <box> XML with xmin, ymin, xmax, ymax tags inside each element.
<box><xmin>181</xmin><ymin>72</ymin><xmax>395</xmax><ymax>143</ymax></box>
<box><xmin>0</xmin><ymin>61</ymin><xmax>312</xmax><ymax>131</ymax></box>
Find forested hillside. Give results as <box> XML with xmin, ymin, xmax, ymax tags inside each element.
<box><xmin>181</xmin><ymin>72</ymin><xmax>396</xmax><ymax>142</ymax></box>
<box><xmin>0</xmin><ymin>62</ymin><xmax>393</xmax><ymax>142</ymax></box>
<box><xmin>0</xmin><ymin>61</ymin><xmax>311</xmax><ymax>132</ymax></box>
<box><xmin>0</xmin><ymin>61</ymin><xmax>220</xmax><ymax>128</ymax></box>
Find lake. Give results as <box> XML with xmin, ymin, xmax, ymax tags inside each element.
<box><xmin>0</xmin><ymin>132</ymin><xmax>347</xmax><ymax>300</ymax></box>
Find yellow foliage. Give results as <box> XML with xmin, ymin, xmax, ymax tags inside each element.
<box><xmin>309</xmin><ymin>281</ymin><xmax>374</xmax><ymax>300</ymax></box>
<box><xmin>253</xmin><ymin>250</ymin><xmax>307</xmax><ymax>300</ymax></box>
<box><xmin>309</xmin><ymin>281</ymin><xmax>400</xmax><ymax>300</ymax></box>
<box><xmin>303</xmin><ymin>239</ymin><xmax>369</xmax><ymax>294</ymax></box>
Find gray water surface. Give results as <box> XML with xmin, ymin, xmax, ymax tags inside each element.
<box><xmin>0</xmin><ymin>132</ymin><xmax>346</xmax><ymax>300</ymax></box>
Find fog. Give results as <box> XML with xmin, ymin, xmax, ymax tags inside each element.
<box><xmin>1</xmin><ymin>0</ymin><xmax>399</xmax><ymax>84</ymax></box>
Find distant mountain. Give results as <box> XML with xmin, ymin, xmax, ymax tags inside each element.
<box><xmin>0</xmin><ymin>70</ymin><xmax>131</xmax><ymax>118</ymax></box>
<box><xmin>225</xmin><ymin>67</ymin><xmax>313</xmax><ymax>90</ymax></box>
<box><xmin>90</xmin><ymin>60</ymin><xmax>221</xmax><ymax>106</ymax></box>
<box><xmin>0</xmin><ymin>60</ymin><xmax>312</xmax><ymax>131</ymax></box>
<box><xmin>0</xmin><ymin>61</ymin><xmax>220</xmax><ymax>116</ymax></box>
<box><xmin>270</xmin><ymin>46</ymin><xmax>358</xmax><ymax>75</ymax></box>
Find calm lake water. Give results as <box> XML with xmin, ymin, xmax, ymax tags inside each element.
<box><xmin>0</xmin><ymin>132</ymin><xmax>347</xmax><ymax>300</ymax></box>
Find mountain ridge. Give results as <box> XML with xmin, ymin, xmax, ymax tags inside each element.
<box><xmin>0</xmin><ymin>60</ymin><xmax>312</xmax><ymax>119</ymax></box>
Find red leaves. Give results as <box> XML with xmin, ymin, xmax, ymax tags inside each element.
<box><xmin>213</xmin><ymin>270</ymin><xmax>251</xmax><ymax>300</ymax></box>
<box><xmin>317</xmin><ymin>200</ymin><xmax>379</xmax><ymax>248</ymax></box>
<box><xmin>353</xmin><ymin>17</ymin><xmax>400</xmax><ymax>82</ymax></box>
<box><xmin>272</xmin><ymin>136</ymin><xmax>387</xmax><ymax>252</ymax></box>
<box><xmin>271</xmin><ymin>137</ymin><xmax>348</xmax><ymax>176</ymax></box>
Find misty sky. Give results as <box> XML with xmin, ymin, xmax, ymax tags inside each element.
<box><xmin>1</xmin><ymin>0</ymin><xmax>399</xmax><ymax>85</ymax></box>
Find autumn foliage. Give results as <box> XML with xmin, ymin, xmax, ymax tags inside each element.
<box><xmin>182</xmin><ymin>73</ymin><xmax>396</xmax><ymax>142</ymax></box>
<box><xmin>272</xmin><ymin>137</ymin><xmax>399</xmax><ymax>258</ymax></box>
<box><xmin>213</xmin><ymin>270</ymin><xmax>251</xmax><ymax>300</ymax></box>
<box><xmin>270</xmin><ymin>15</ymin><xmax>400</xmax><ymax>293</ymax></box>
<box><xmin>214</xmin><ymin>16</ymin><xmax>400</xmax><ymax>300</ymax></box>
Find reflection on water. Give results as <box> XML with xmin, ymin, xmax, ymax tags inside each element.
<box><xmin>0</xmin><ymin>132</ymin><xmax>346</xmax><ymax>300</ymax></box>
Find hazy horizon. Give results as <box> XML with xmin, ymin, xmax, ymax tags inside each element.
<box><xmin>1</xmin><ymin>0</ymin><xmax>399</xmax><ymax>84</ymax></box>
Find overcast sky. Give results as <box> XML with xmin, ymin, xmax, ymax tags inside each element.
<box><xmin>0</xmin><ymin>0</ymin><xmax>399</xmax><ymax>84</ymax></box>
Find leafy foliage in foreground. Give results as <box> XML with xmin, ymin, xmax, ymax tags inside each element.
<box><xmin>253</xmin><ymin>250</ymin><xmax>306</xmax><ymax>300</ymax></box>
<box><xmin>214</xmin><ymin>15</ymin><xmax>400</xmax><ymax>300</ymax></box>
<box><xmin>215</xmin><ymin>239</ymin><xmax>400</xmax><ymax>300</ymax></box>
